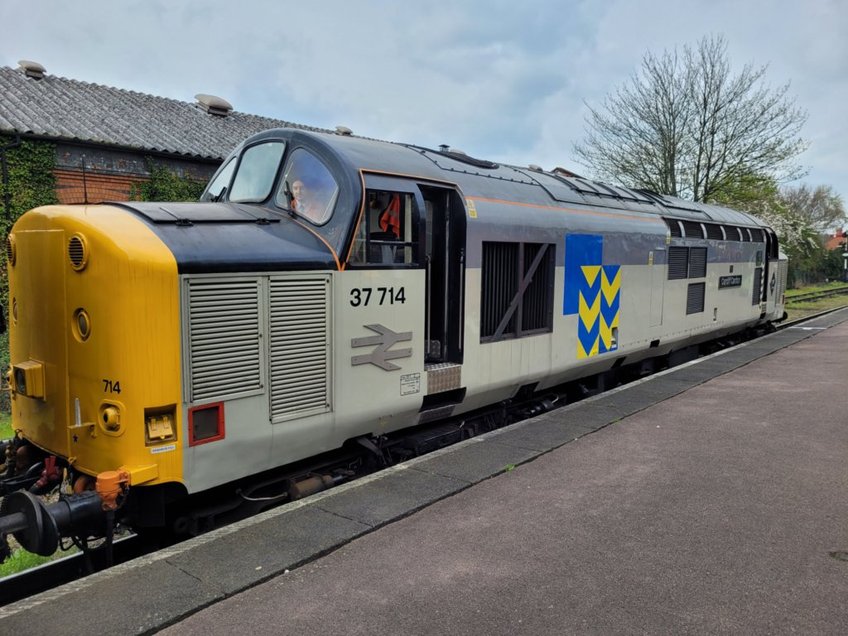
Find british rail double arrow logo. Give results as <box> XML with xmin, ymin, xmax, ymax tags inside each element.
<box><xmin>351</xmin><ymin>324</ymin><xmax>413</xmax><ymax>371</ymax></box>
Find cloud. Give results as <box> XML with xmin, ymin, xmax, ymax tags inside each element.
<box><xmin>1</xmin><ymin>0</ymin><xmax>845</xmax><ymax>197</ymax></box>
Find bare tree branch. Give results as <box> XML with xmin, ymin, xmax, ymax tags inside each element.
<box><xmin>573</xmin><ymin>35</ymin><xmax>808</xmax><ymax>202</ymax></box>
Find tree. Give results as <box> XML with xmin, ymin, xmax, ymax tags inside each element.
<box><xmin>573</xmin><ymin>35</ymin><xmax>808</xmax><ymax>203</ymax></box>
<box><xmin>713</xmin><ymin>175</ymin><xmax>818</xmax><ymax>260</ymax></box>
<box><xmin>711</xmin><ymin>174</ymin><xmax>846</xmax><ymax>286</ymax></box>
<box><xmin>778</xmin><ymin>184</ymin><xmax>846</xmax><ymax>233</ymax></box>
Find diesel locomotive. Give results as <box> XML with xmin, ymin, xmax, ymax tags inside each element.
<box><xmin>0</xmin><ymin>127</ymin><xmax>787</xmax><ymax>560</ymax></box>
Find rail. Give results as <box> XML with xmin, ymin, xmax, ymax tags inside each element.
<box><xmin>785</xmin><ymin>285</ymin><xmax>848</xmax><ymax>304</ymax></box>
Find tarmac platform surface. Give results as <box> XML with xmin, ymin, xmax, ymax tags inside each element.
<box><xmin>3</xmin><ymin>307</ymin><xmax>847</xmax><ymax>634</ymax></box>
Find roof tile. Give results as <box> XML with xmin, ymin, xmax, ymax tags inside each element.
<box><xmin>0</xmin><ymin>65</ymin><xmax>328</xmax><ymax>159</ymax></box>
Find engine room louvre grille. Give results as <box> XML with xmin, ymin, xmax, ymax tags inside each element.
<box><xmin>188</xmin><ymin>279</ymin><xmax>262</xmax><ymax>402</ymax></box>
<box><xmin>521</xmin><ymin>243</ymin><xmax>555</xmax><ymax>333</ymax></box>
<box><xmin>481</xmin><ymin>242</ymin><xmax>518</xmax><ymax>339</ymax></box>
<box><xmin>681</xmin><ymin>220</ymin><xmax>704</xmax><ymax>239</ymax></box>
<box><xmin>704</xmin><ymin>223</ymin><xmax>724</xmax><ymax>240</ymax></box>
<box><xmin>688</xmin><ymin>246</ymin><xmax>707</xmax><ymax>278</ymax></box>
<box><xmin>686</xmin><ymin>282</ymin><xmax>706</xmax><ymax>314</ymax></box>
<box><xmin>668</xmin><ymin>246</ymin><xmax>689</xmax><ymax>280</ymax></box>
<box><xmin>269</xmin><ymin>276</ymin><xmax>331</xmax><ymax>421</ymax></box>
<box><xmin>664</xmin><ymin>218</ymin><xmax>682</xmax><ymax>237</ymax></box>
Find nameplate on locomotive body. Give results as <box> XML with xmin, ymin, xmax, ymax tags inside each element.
<box><xmin>719</xmin><ymin>275</ymin><xmax>743</xmax><ymax>288</ymax></box>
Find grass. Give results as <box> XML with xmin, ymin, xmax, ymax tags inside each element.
<box><xmin>785</xmin><ymin>295</ymin><xmax>848</xmax><ymax>322</ymax></box>
<box><xmin>785</xmin><ymin>281</ymin><xmax>848</xmax><ymax>298</ymax></box>
<box><xmin>0</xmin><ymin>547</ymin><xmax>52</xmax><ymax>577</ymax></box>
<box><xmin>0</xmin><ymin>411</ymin><xmax>12</xmax><ymax>440</ymax></box>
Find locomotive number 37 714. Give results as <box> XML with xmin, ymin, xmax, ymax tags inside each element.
<box><xmin>349</xmin><ymin>286</ymin><xmax>406</xmax><ymax>307</ymax></box>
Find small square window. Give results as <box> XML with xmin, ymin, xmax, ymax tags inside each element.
<box><xmin>189</xmin><ymin>402</ymin><xmax>225</xmax><ymax>446</ymax></box>
<box><xmin>349</xmin><ymin>190</ymin><xmax>418</xmax><ymax>265</ymax></box>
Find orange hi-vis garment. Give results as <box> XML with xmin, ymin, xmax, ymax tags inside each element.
<box><xmin>379</xmin><ymin>194</ymin><xmax>401</xmax><ymax>237</ymax></box>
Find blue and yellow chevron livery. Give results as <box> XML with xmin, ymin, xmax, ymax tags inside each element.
<box><xmin>564</xmin><ymin>235</ymin><xmax>621</xmax><ymax>359</ymax></box>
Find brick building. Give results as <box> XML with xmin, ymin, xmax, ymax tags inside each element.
<box><xmin>0</xmin><ymin>60</ymin><xmax>328</xmax><ymax>208</ymax></box>
<box><xmin>824</xmin><ymin>229</ymin><xmax>846</xmax><ymax>252</ymax></box>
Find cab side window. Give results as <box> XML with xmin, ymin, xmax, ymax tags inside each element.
<box><xmin>275</xmin><ymin>149</ymin><xmax>339</xmax><ymax>225</ymax></box>
<box><xmin>349</xmin><ymin>190</ymin><xmax>418</xmax><ymax>266</ymax></box>
<box><xmin>229</xmin><ymin>142</ymin><xmax>286</xmax><ymax>203</ymax></box>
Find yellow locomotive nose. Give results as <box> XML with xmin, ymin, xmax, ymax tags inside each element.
<box><xmin>7</xmin><ymin>204</ymin><xmax>182</xmax><ymax>485</ymax></box>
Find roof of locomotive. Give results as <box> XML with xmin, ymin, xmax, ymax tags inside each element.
<box><xmin>283</xmin><ymin>128</ymin><xmax>769</xmax><ymax>229</ymax></box>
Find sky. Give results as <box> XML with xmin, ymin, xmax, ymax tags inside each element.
<box><xmin>1</xmin><ymin>0</ymin><xmax>846</xmax><ymax>202</ymax></box>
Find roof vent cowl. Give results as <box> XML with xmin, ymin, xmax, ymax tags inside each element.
<box><xmin>195</xmin><ymin>94</ymin><xmax>233</xmax><ymax>117</ymax></box>
<box><xmin>18</xmin><ymin>60</ymin><xmax>46</xmax><ymax>80</ymax></box>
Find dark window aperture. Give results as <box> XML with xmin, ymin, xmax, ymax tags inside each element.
<box><xmin>681</xmin><ymin>220</ymin><xmax>704</xmax><ymax>239</ymax></box>
<box><xmin>704</xmin><ymin>223</ymin><xmax>724</xmax><ymax>240</ymax></box>
<box><xmin>481</xmin><ymin>242</ymin><xmax>554</xmax><ymax>342</ymax></box>
<box><xmin>275</xmin><ymin>148</ymin><xmax>339</xmax><ymax>225</ymax></box>
<box><xmin>229</xmin><ymin>141</ymin><xmax>285</xmax><ymax>203</ymax></box>
<box><xmin>752</xmin><ymin>268</ymin><xmax>763</xmax><ymax>305</ymax></box>
<box><xmin>664</xmin><ymin>218</ymin><xmax>682</xmax><ymax>237</ymax></box>
<box><xmin>188</xmin><ymin>402</ymin><xmax>225</xmax><ymax>446</ymax></box>
<box><xmin>724</xmin><ymin>226</ymin><xmax>742</xmax><ymax>241</ymax></box>
<box><xmin>349</xmin><ymin>190</ymin><xmax>418</xmax><ymax>266</ymax></box>
<box><xmin>767</xmin><ymin>230</ymin><xmax>779</xmax><ymax>258</ymax></box>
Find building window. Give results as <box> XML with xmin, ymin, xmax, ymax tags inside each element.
<box><xmin>481</xmin><ymin>242</ymin><xmax>554</xmax><ymax>342</ymax></box>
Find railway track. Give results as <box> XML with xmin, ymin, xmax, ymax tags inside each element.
<box><xmin>1</xmin><ymin>304</ymin><xmax>844</xmax><ymax>607</ymax></box>
<box><xmin>0</xmin><ymin>534</ymin><xmax>148</xmax><ymax>605</ymax></box>
<box><xmin>785</xmin><ymin>285</ymin><xmax>848</xmax><ymax>304</ymax></box>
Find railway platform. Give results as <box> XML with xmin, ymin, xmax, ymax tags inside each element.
<box><xmin>3</xmin><ymin>307</ymin><xmax>848</xmax><ymax>634</ymax></box>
